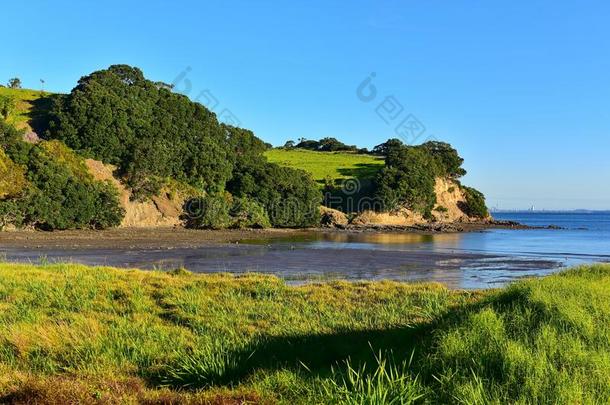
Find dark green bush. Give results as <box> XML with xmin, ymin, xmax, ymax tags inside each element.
<box><xmin>19</xmin><ymin>146</ymin><xmax>124</xmax><ymax>230</ymax></box>
<box><xmin>375</xmin><ymin>147</ymin><xmax>438</xmax><ymax>216</ymax></box>
<box><xmin>0</xmin><ymin>200</ymin><xmax>24</xmax><ymax>230</ymax></box>
<box><xmin>1</xmin><ymin>119</ymin><xmax>124</xmax><ymax>230</ymax></box>
<box><xmin>459</xmin><ymin>186</ymin><xmax>489</xmax><ymax>218</ymax></box>
<box><xmin>294</xmin><ymin>137</ymin><xmax>359</xmax><ymax>152</ymax></box>
<box><xmin>230</xmin><ymin>198</ymin><xmax>271</xmax><ymax>229</ymax></box>
<box><xmin>183</xmin><ymin>194</ymin><xmax>232</xmax><ymax>230</ymax></box>
<box><xmin>420</xmin><ymin>141</ymin><xmax>466</xmax><ymax>179</ymax></box>
<box><xmin>0</xmin><ymin>95</ymin><xmax>16</xmax><ymax>120</ymax></box>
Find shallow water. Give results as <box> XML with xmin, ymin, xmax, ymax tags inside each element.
<box><xmin>1</xmin><ymin>212</ymin><xmax>609</xmax><ymax>289</ymax></box>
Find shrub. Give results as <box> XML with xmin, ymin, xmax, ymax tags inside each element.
<box><xmin>0</xmin><ymin>95</ymin><xmax>16</xmax><ymax>119</ymax></box>
<box><xmin>21</xmin><ymin>147</ymin><xmax>124</xmax><ymax>230</ymax></box>
<box><xmin>183</xmin><ymin>194</ymin><xmax>232</xmax><ymax>230</ymax></box>
<box><xmin>0</xmin><ymin>117</ymin><xmax>22</xmax><ymax>148</ymax></box>
<box><xmin>459</xmin><ymin>186</ymin><xmax>489</xmax><ymax>218</ymax></box>
<box><xmin>0</xmin><ymin>200</ymin><xmax>24</xmax><ymax>230</ymax></box>
<box><xmin>0</xmin><ymin>148</ymin><xmax>27</xmax><ymax>199</ymax></box>
<box><xmin>230</xmin><ymin>198</ymin><xmax>271</xmax><ymax>229</ymax></box>
<box><xmin>434</xmin><ymin>205</ymin><xmax>448</xmax><ymax>213</ymax></box>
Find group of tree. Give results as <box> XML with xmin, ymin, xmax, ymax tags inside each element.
<box><xmin>44</xmin><ymin>65</ymin><xmax>321</xmax><ymax>229</ymax></box>
<box><xmin>283</xmin><ymin>137</ymin><xmax>369</xmax><ymax>154</ymax></box>
<box><xmin>5</xmin><ymin>78</ymin><xmax>21</xmax><ymax>89</ymax></box>
<box><xmin>373</xmin><ymin>138</ymin><xmax>488</xmax><ymax>218</ymax></box>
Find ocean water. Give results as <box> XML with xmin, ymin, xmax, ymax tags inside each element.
<box><xmin>2</xmin><ymin>212</ymin><xmax>609</xmax><ymax>289</ymax></box>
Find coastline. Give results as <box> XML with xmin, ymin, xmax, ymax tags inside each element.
<box><xmin>0</xmin><ymin>220</ymin><xmax>546</xmax><ymax>250</ymax></box>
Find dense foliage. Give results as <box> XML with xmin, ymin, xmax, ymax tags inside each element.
<box><xmin>420</xmin><ymin>140</ymin><xmax>467</xmax><ymax>178</ymax></box>
<box><xmin>375</xmin><ymin>146</ymin><xmax>439</xmax><ymax>216</ymax></box>
<box><xmin>459</xmin><ymin>185</ymin><xmax>489</xmax><ymax>218</ymax></box>
<box><xmin>0</xmin><ymin>95</ymin><xmax>15</xmax><ymax>119</ymax></box>
<box><xmin>225</xmin><ymin>125</ymin><xmax>321</xmax><ymax>227</ymax></box>
<box><xmin>0</xmin><ymin>119</ymin><xmax>124</xmax><ymax>230</ymax></box>
<box><xmin>374</xmin><ymin>138</ymin><xmax>486</xmax><ymax>217</ymax></box>
<box><xmin>47</xmin><ymin>65</ymin><xmax>233</xmax><ymax>196</ymax></box>
<box><xmin>183</xmin><ymin>194</ymin><xmax>271</xmax><ymax>229</ymax></box>
<box><xmin>45</xmin><ymin>65</ymin><xmax>321</xmax><ymax>228</ymax></box>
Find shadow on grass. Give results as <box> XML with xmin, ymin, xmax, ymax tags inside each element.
<box><xmin>26</xmin><ymin>94</ymin><xmax>60</xmax><ymax>135</ymax></box>
<box><xmin>152</xmin><ymin>289</ymin><xmax>514</xmax><ymax>391</ymax></box>
<box><xmin>336</xmin><ymin>163</ymin><xmax>383</xmax><ymax>180</ymax></box>
<box><xmin>152</xmin><ymin>324</ymin><xmax>434</xmax><ymax>389</ymax></box>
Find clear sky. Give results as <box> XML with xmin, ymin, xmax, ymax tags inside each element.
<box><xmin>3</xmin><ymin>0</ymin><xmax>609</xmax><ymax>210</ymax></box>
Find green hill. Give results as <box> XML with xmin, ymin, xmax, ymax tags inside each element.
<box><xmin>0</xmin><ymin>87</ymin><xmax>56</xmax><ymax>133</ymax></box>
<box><xmin>265</xmin><ymin>148</ymin><xmax>384</xmax><ymax>187</ymax></box>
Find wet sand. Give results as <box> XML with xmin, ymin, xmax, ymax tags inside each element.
<box><xmin>0</xmin><ymin>221</ymin><xmax>527</xmax><ymax>249</ymax></box>
<box><xmin>0</xmin><ymin>227</ymin><xmax>310</xmax><ymax>249</ymax></box>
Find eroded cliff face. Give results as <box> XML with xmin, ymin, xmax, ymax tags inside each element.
<box><xmin>349</xmin><ymin>177</ymin><xmax>487</xmax><ymax>227</ymax></box>
<box><xmin>85</xmin><ymin>159</ymin><xmax>186</xmax><ymax>228</ymax></box>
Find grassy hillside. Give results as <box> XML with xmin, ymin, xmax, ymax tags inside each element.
<box><xmin>265</xmin><ymin>148</ymin><xmax>384</xmax><ymax>187</ymax></box>
<box><xmin>0</xmin><ymin>262</ymin><xmax>609</xmax><ymax>403</ymax></box>
<box><xmin>0</xmin><ymin>87</ymin><xmax>56</xmax><ymax>132</ymax></box>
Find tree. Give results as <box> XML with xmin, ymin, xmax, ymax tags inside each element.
<box><xmin>283</xmin><ymin>140</ymin><xmax>295</xmax><ymax>149</ymax></box>
<box><xmin>296</xmin><ymin>139</ymin><xmax>320</xmax><ymax>150</ymax></box>
<box><xmin>420</xmin><ymin>141</ymin><xmax>466</xmax><ymax>179</ymax></box>
<box><xmin>7</xmin><ymin>78</ymin><xmax>21</xmax><ymax>89</ymax></box>
<box><xmin>375</xmin><ymin>146</ymin><xmax>438</xmax><ymax>216</ymax></box>
<box><xmin>47</xmin><ymin>65</ymin><xmax>233</xmax><ymax>196</ymax></box>
<box><xmin>459</xmin><ymin>186</ymin><xmax>489</xmax><ymax>218</ymax></box>
<box><xmin>372</xmin><ymin>138</ymin><xmax>404</xmax><ymax>157</ymax></box>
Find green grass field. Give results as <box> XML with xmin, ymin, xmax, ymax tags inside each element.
<box><xmin>0</xmin><ymin>87</ymin><xmax>56</xmax><ymax>132</ymax></box>
<box><xmin>0</xmin><ymin>262</ymin><xmax>609</xmax><ymax>403</ymax></box>
<box><xmin>265</xmin><ymin>148</ymin><xmax>384</xmax><ymax>187</ymax></box>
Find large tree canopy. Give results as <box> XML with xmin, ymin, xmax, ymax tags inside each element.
<box><xmin>47</xmin><ymin>65</ymin><xmax>232</xmax><ymax>195</ymax></box>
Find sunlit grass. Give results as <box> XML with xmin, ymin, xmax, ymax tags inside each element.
<box><xmin>0</xmin><ymin>262</ymin><xmax>609</xmax><ymax>403</ymax></box>
<box><xmin>265</xmin><ymin>148</ymin><xmax>384</xmax><ymax>187</ymax></box>
<box><xmin>0</xmin><ymin>87</ymin><xmax>57</xmax><ymax>132</ymax></box>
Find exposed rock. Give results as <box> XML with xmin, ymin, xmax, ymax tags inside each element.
<box><xmin>350</xmin><ymin>209</ymin><xmax>425</xmax><ymax>226</ymax></box>
<box><xmin>320</xmin><ymin>206</ymin><xmax>348</xmax><ymax>228</ymax></box>
<box><xmin>23</xmin><ymin>131</ymin><xmax>41</xmax><ymax>144</ymax></box>
<box><xmin>432</xmin><ymin>177</ymin><xmax>472</xmax><ymax>222</ymax></box>
<box><xmin>85</xmin><ymin>159</ymin><xmax>186</xmax><ymax>228</ymax></box>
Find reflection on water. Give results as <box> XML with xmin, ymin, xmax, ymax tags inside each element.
<box><xmin>1</xmin><ymin>213</ymin><xmax>608</xmax><ymax>289</ymax></box>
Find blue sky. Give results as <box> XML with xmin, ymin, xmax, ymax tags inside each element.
<box><xmin>3</xmin><ymin>0</ymin><xmax>609</xmax><ymax>210</ymax></box>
